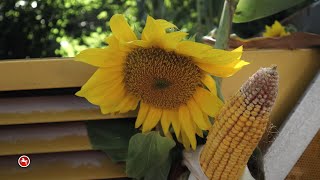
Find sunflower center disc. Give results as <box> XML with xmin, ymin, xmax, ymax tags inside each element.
<box><xmin>124</xmin><ymin>47</ymin><xmax>202</xmax><ymax>109</ymax></box>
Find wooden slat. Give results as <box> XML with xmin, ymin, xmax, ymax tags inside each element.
<box><xmin>0</xmin><ymin>58</ymin><xmax>96</xmax><ymax>91</ymax></box>
<box><xmin>264</xmin><ymin>72</ymin><xmax>320</xmax><ymax>180</ymax></box>
<box><xmin>0</xmin><ymin>122</ymin><xmax>91</xmax><ymax>156</ymax></box>
<box><xmin>0</xmin><ymin>151</ymin><xmax>126</xmax><ymax>180</ymax></box>
<box><xmin>0</xmin><ymin>95</ymin><xmax>137</xmax><ymax>125</ymax></box>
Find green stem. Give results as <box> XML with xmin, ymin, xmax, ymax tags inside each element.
<box><xmin>213</xmin><ymin>0</ymin><xmax>239</xmax><ymax>102</ymax></box>
<box><xmin>215</xmin><ymin>0</ymin><xmax>238</xmax><ymax>50</ymax></box>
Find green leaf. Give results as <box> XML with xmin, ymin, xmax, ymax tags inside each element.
<box><xmin>126</xmin><ymin>132</ymin><xmax>176</xmax><ymax>179</ymax></box>
<box><xmin>86</xmin><ymin>119</ymin><xmax>138</xmax><ymax>162</ymax></box>
<box><xmin>144</xmin><ymin>158</ymin><xmax>172</xmax><ymax>180</ymax></box>
<box><xmin>233</xmin><ymin>0</ymin><xmax>306</xmax><ymax>23</ymax></box>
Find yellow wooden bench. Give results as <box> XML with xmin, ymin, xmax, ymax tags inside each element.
<box><xmin>0</xmin><ymin>49</ymin><xmax>319</xmax><ymax>179</ymax></box>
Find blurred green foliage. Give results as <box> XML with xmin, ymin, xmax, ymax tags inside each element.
<box><xmin>0</xmin><ymin>0</ymin><xmax>213</xmax><ymax>59</ymax></box>
<box><xmin>0</xmin><ymin>0</ymin><xmax>316</xmax><ymax>59</ymax></box>
<box><xmin>0</xmin><ymin>0</ymin><xmax>138</xmax><ymax>58</ymax></box>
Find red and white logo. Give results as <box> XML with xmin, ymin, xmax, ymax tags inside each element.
<box><xmin>18</xmin><ymin>155</ymin><xmax>30</xmax><ymax>168</ymax></box>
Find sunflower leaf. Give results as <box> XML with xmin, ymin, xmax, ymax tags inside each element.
<box><xmin>233</xmin><ymin>0</ymin><xmax>306</xmax><ymax>23</ymax></box>
<box><xmin>126</xmin><ymin>131</ymin><xmax>176</xmax><ymax>179</ymax></box>
<box><xmin>86</xmin><ymin>119</ymin><xmax>138</xmax><ymax>162</ymax></box>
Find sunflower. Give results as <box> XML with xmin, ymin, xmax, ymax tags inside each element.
<box><xmin>75</xmin><ymin>14</ymin><xmax>248</xmax><ymax>150</ymax></box>
<box><xmin>263</xmin><ymin>20</ymin><xmax>290</xmax><ymax>38</ymax></box>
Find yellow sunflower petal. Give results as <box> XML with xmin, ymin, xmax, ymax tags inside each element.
<box><xmin>186</xmin><ymin>98</ymin><xmax>211</xmax><ymax>130</ymax></box>
<box><xmin>161</xmin><ymin>110</ymin><xmax>171</xmax><ymax>135</ymax></box>
<box><xmin>109</xmin><ymin>14</ymin><xmax>137</xmax><ymax>42</ymax></box>
<box><xmin>273</xmin><ymin>21</ymin><xmax>283</xmax><ymax>31</ymax></box>
<box><xmin>179</xmin><ymin>105</ymin><xmax>196</xmax><ymax>150</ymax></box>
<box><xmin>194</xmin><ymin>46</ymin><xmax>243</xmax><ymax>65</ymax></box>
<box><xmin>193</xmin><ymin>87</ymin><xmax>223</xmax><ymax>117</ymax></box>
<box><xmin>100</xmin><ymin>103</ymin><xmax>116</xmax><ymax>114</ymax></box>
<box><xmin>169</xmin><ymin>110</ymin><xmax>181</xmax><ymax>138</ymax></box>
<box><xmin>201</xmin><ymin>74</ymin><xmax>217</xmax><ymax>95</ymax></box>
<box><xmin>181</xmin><ymin>130</ymin><xmax>191</xmax><ymax>150</ymax></box>
<box><xmin>262</xmin><ymin>26</ymin><xmax>271</xmax><ymax>37</ymax></box>
<box><xmin>142</xmin><ymin>107</ymin><xmax>162</xmax><ymax>133</ymax></box>
<box><xmin>142</xmin><ymin>17</ymin><xmax>178</xmax><ymax>43</ymax></box>
<box><xmin>164</xmin><ymin>131</ymin><xmax>173</xmax><ymax>139</ymax></box>
<box><xmin>155</xmin><ymin>19</ymin><xmax>177</xmax><ymax>30</ymax></box>
<box><xmin>98</xmin><ymin>83</ymin><xmax>126</xmax><ymax>106</ymax></box>
<box><xmin>235</xmin><ymin>60</ymin><xmax>250</xmax><ymax>68</ymax></box>
<box><xmin>281</xmin><ymin>31</ymin><xmax>289</xmax><ymax>36</ymax></box>
<box><xmin>176</xmin><ymin>41</ymin><xmax>212</xmax><ymax>59</ymax></box>
<box><xmin>105</xmin><ymin>35</ymin><xmax>133</xmax><ymax>53</ymax></box>
<box><xmin>196</xmin><ymin>59</ymin><xmax>249</xmax><ymax>77</ymax></box>
<box><xmin>100</xmin><ymin>93</ymin><xmax>133</xmax><ymax>114</ymax></box>
<box><xmin>141</xmin><ymin>15</ymin><xmax>164</xmax><ymax>43</ymax></box>
<box><xmin>115</xmin><ymin>95</ymin><xmax>139</xmax><ymax>113</ymax></box>
<box><xmin>266</xmin><ymin>25</ymin><xmax>271</xmax><ymax>31</ymax></box>
<box><xmin>77</xmin><ymin>82</ymin><xmax>113</xmax><ymax>104</ymax></box>
<box><xmin>75</xmin><ymin>48</ymin><xmax>125</xmax><ymax>67</ymax></box>
<box><xmin>195</xmin><ymin>124</ymin><xmax>204</xmax><ymax>138</ymax></box>
<box><xmin>125</xmin><ymin>40</ymin><xmax>150</xmax><ymax>49</ymax></box>
<box><xmin>94</xmin><ymin>86</ymin><xmax>127</xmax><ymax>114</ymax></box>
<box><xmin>203</xmin><ymin>113</ymin><xmax>210</xmax><ymax>125</ymax></box>
<box><xmin>129</xmin><ymin>97</ymin><xmax>139</xmax><ymax>111</ymax></box>
<box><xmin>124</xmin><ymin>96</ymin><xmax>139</xmax><ymax>113</ymax></box>
<box><xmin>232</xmin><ymin>45</ymin><xmax>243</xmax><ymax>53</ymax></box>
<box><xmin>135</xmin><ymin>102</ymin><xmax>149</xmax><ymax>128</ymax></box>
<box><xmin>263</xmin><ymin>21</ymin><xmax>289</xmax><ymax>37</ymax></box>
<box><xmin>76</xmin><ymin>67</ymin><xmax>123</xmax><ymax>97</ymax></box>
<box><xmin>160</xmin><ymin>31</ymin><xmax>188</xmax><ymax>50</ymax></box>
<box><xmin>115</xmin><ymin>95</ymin><xmax>132</xmax><ymax>108</ymax></box>
<box><xmin>105</xmin><ymin>35</ymin><xmax>119</xmax><ymax>47</ymax></box>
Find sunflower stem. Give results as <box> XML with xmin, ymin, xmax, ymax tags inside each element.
<box><xmin>214</xmin><ymin>0</ymin><xmax>238</xmax><ymax>50</ymax></box>
<box><xmin>213</xmin><ymin>0</ymin><xmax>239</xmax><ymax>102</ymax></box>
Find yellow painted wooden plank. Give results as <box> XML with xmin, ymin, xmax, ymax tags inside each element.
<box><xmin>221</xmin><ymin>49</ymin><xmax>320</xmax><ymax>127</ymax></box>
<box><xmin>0</xmin><ymin>95</ymin><xmax>137</xmax><ymax>125</ymax></box>
<box><xmin>0</xmin><ymin>122</ymin><xmax>91</xmax><ymax>155</ymax></box>
<box><xmin>0</xmin><ymin>151</ymin><xmax>126</xmax><ymax>180</ymax></box>
<box><xmin>0</xmin><ymin>58</ymin><xmax>96</xmax><ymax>91</ymax></box>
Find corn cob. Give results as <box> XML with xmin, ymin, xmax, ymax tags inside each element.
<box><xmin>200</xmin><ymin>66</ymin><xmax>279</xmax><ymax>180</ymax></box>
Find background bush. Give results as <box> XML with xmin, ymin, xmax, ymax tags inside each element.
<box><xmin>0</xmin><ymin>0</ymin><xmax>315</xmax><ymax>60</ymax></box>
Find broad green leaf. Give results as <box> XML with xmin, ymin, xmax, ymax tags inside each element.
<box><xmin>144</xmin><ymin>158</ymin><xmax>172</xmax><ymax>180</ymax></box>
<box><xmin>233</xmin><ymin>0</ymin><xmax>306</xmax><ymax>23</ymax></box>
<box><xmin>86</xmin><ymin>119</ymin><xmax>138</xmax><ymax>162</ymax></box>
<box><xmin>126</xmin><ymin>132</ymin><xmax>176</xmax><ymax>179</ymax></box>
